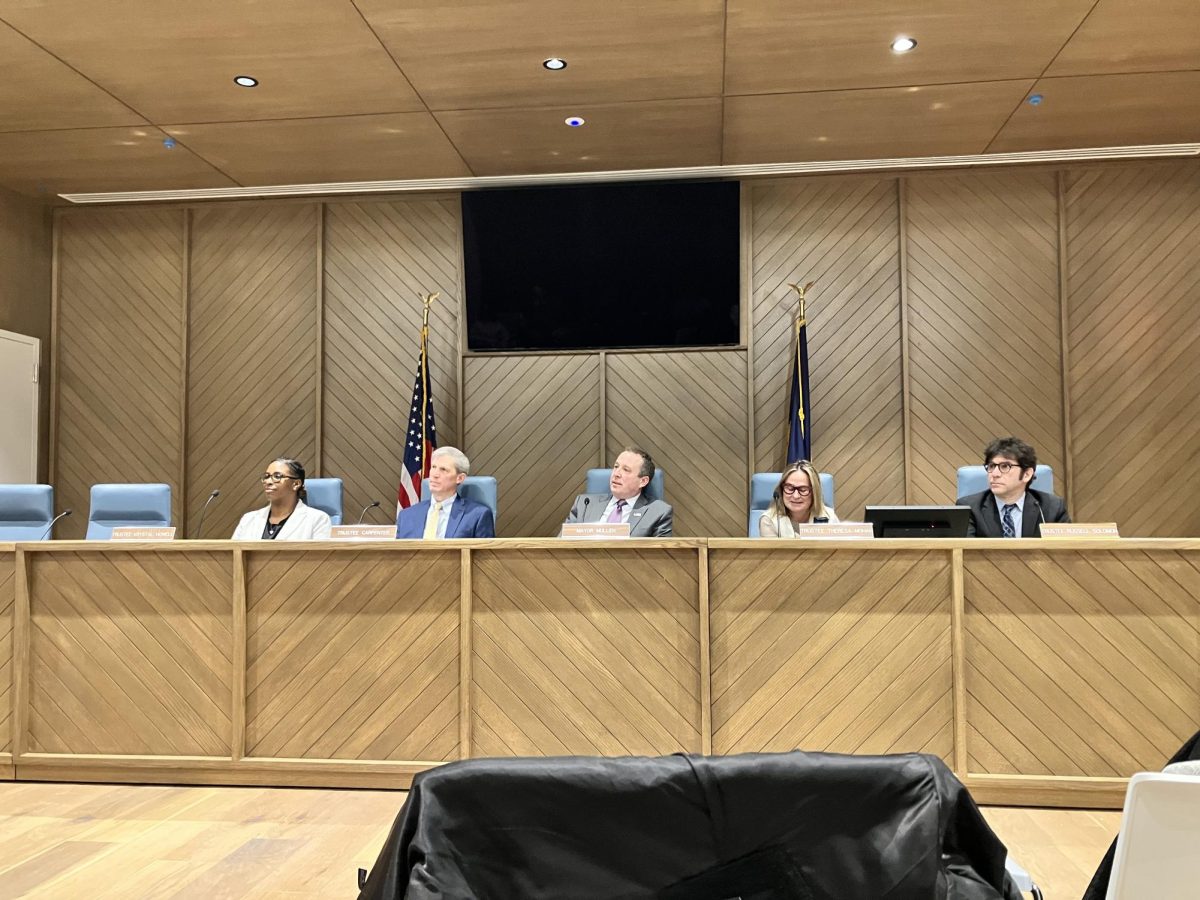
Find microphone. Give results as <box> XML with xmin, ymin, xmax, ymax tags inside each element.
<box><xmin>40</xmin><ymin>508</ymin><xmax>72</xmax><ymax>540</ymax></box>
<box><xmin>357</xmin><ymin>500</ymin><xmax>381</xmax><ymax>524</ymax></box>
<box><xmin>194</xmin><ymin>489</ymin><xmax>220</xmax><ymax>539</ymax></box>
<box><xmin>582</xmin><ymin>496</ymin><xmax>590</xmax><ymax>520</ymax></box>
<box><xmin>813</xmin><ymin>516</ymin><xmax>829</xmax><ymax>524</ymax></box>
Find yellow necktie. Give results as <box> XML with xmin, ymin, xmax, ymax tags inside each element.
<box><xmin>423</xmin><ymin>501</ymin><xmax>440</xmax><ymax>539</ymax></box>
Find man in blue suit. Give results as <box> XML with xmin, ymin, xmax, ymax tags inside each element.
<box><xmin>396</xmin><ymin>446</ymin><xmax>495</xmax><ymax>539</ymax></box>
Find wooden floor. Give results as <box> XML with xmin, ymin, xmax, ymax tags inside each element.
<box><xmin>0</xmin><ymin>782</ymin><xmax>1122</xmax><ymax>899</ymax></box>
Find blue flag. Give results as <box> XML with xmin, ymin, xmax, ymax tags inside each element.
<box><xmin>786</xmin><ymin>313</ymin><xmax>811</xmax><ymax>463</ymax></box>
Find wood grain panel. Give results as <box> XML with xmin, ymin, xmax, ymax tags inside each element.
<box><xmin>750</xmin><ymin>178</ymin><xmax>904</xmax><ymax>520</ymax></box>
<box><xmin>964</xmin><ymin>550</ymin><xmax>1200</xmax><ymax>776</ymax></box>
<box><xmin>471</xmin><ymin>549</ymin><xmax>701</xmax><ymax>757</ymax></box>
<box><xmin>0</xmin><ymin>555</ymin><xmax>12</xmax><ymax>754</ymax></box>
<box><xmin>324</xmin><ymin>199</ymin><xmax>460</xmax><ymax>523</ymax></box>
<box><xmin>906</xmin><ymin>171</ymin><xmax>1064</xmax><ymax>504</ymax></box>
<box><xmin>26</xmin><ymin>551</ymin><xmax>232</xmax><ymax>756</ymax></box>
<box><xmin>1066</xmin><ymin>163</ymin><xmax>1200</xmax><ymax>536</ymax></box>
<box><xmin>606</xmin><ymin>351</ymin><xmax>746</xmax><ymax>537</ymax></box>
<box><xmin>188</xmin><ymin>205</ymin><xmax>318</xmax><ymax>539</ymax></box>
<box><xmin>54</xmin><ymin>209</ymin><xmax>185</xmax><ymax>539</ymax></box>
<box><xmin>245</xmin><ymin>549</ymin><xmax>460</xmax><ymax>762</ymax></box>
<box><xmin>463</xmin><ymin>355</ymin><xmax>600</xmax><ymax>537</ymax></box>
<box><xmin>710</xmin><ymin>548</ymin><xmax>954</xmax><ymax>760</ymax></box>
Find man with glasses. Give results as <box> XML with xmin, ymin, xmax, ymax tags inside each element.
<box><xmin>956</xmin><ymin>436</ymin><xmax>1070</xmax><ymax>537</ymax></box>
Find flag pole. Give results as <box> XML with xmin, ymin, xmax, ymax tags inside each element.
<box><xmin>418</xmin><ymin>292</ymin><xmax>439</xmax><ymax>480</ymax></box>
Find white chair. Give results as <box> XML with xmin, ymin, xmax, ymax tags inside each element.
<box><xmin>1106</xmin><ymin>772</ymin><xmax>1200</xmax><ymax>899</ymax></box>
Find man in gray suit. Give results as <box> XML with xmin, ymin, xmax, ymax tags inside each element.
<box><xmin>956</xmin><ymin>436</ymin><xmax>1070</xmax><ymax>537</ymax></box>
<box><xmin>564</xmin><ymin>446</ymin><xmax>673</xmax><ymax>537</ymax></box>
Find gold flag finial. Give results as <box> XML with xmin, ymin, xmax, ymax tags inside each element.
<box><xmin>786</xmin><ymin>281</ymin><xmax>815</xmax><ymax>321</ymax></box>
<box><xmin>420</xmin><ymin>291</ymin><xmax>440</xmax><ymax>329</ymax></box>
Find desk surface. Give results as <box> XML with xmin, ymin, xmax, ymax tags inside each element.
<box><xmin>2</xmin><ymin>539</ymin><xmax>1196</xmax><ymax>806</ymax></box>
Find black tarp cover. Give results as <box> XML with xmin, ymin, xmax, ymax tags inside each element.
<box><xmin>358</xmin><ymin>751</ymin><xmax>1021</xmax><ymax>900</ymax></box>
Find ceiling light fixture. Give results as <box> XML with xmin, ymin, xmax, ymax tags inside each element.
<box><xmin>234</xmin><ymin>75</ymin><xmax>259</xmax><ymax>87</ymax></box>
<box><xmin>891</xmin><ymin>36</ymin><xmax>917</xmax><ymax>53</ymax></box>
<box><xmin>565</xmin><ymin>116</ymin><xmax>585</xmax><ymax>127</ymax></box>
<box><xmin>543</xmin><ymin>58</ymin><xmax>567</xmax><ymax>70</ymax></box>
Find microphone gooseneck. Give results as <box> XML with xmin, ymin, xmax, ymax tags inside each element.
<box><xmin>40</xmin><ymin>508</ymin><xmax>73</xmax><ymax>540</ymax></box>
<box><xmin>195</xmin><ymin>489</ymin><xmax>221</xmax><ymax>539</ymax></box>
<box><xmin>357</xmin><ymin>500</ymin><xmax>381</xmax><ymax>524</ymax></box>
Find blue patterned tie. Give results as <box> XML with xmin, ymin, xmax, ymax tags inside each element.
<box><xmin>1002</xmin><ymin>504</ymin><xmax>1017</xmax><ymax>538</ymax></box>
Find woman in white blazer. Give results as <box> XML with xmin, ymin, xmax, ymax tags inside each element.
<box><xmin>758</xmin><ymin>459</ymin><xmax>839</xmax><ymax>538</ymax></box>
<box><xmin>231</xmin><ymin>457</ymin><xmax>332</xmax><ymax>541</ymax></box>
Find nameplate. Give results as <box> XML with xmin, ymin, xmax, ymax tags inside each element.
<box><xmin>330</xmin><ymin>525</ymin><xmax>396</xmax><ymax>541</ymax></box>
<box><xmin>1039</xmin><ymin>522</ymin><xmax>1120</xmax><ymax>539</ymax></box>
<box><xmin>791</xmin><ymin>523</ymin><xmax>875</xmax><ymax>540</ymax></box>
<box><xmin>110</xmin><ymin>526</ymin><xmax>176</xmax><ymax>541</ymax></box>
<box><xmin>560</xmin><ymin>523</ymin><xmax>632</xmax><ymax>540</ymax></box>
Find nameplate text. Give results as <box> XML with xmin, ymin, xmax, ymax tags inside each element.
<box><xmin>1039</xmin><ymin>522</ymin><xmax>1120</xmax><ymax>539</ymax></box>
<box><xmin>560</xmin><ymin>523</ymin><xmax>632</xmax><ymax>540</ymax></box>
<box><xmin>111</xmin><ymin>526</ymin><xmax>176</xmax><ymax>541</ymax></box>
<box><xmin>791</xmin><ymin>523</ymin><xmax>876</xmax><ymax>540</ymax></box>
<box><xmin>330</xmin><ymin>525</ymin><xmax>397</xmax><ymax>541</ymax></box>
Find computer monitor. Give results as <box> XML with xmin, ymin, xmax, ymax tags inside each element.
<box><xmin>864</xmin><ymin>506</ymin><xmax>971</xmax><ymax>538</ymax></box>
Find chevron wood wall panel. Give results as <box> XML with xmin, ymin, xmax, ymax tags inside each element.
<box><xmin>0</xmin><ymin>556</ymin><xmax>12</xmax><ymax>755</ymax></box>
<box><xmin>463</xmin><ymin>355</ymin><xmax>600</xmax><ymax>537</ymax></box>
<box><xmin>25</xmin><ymin>551</ymin><xmax>232</xmax><ymax>756</ymax></box>
<box><xmin>245</xmin><ymin>549</ymin><xmax>460</xmax><ymax>761</ymax></box>
<box><xmin>750</xmin><ymin>179</ymin><xmax>905</xmax><ymax>519</ymax></box>
<box><xmin>55</xmin><ymin>209</ymin><xmax>185</xmax><ymax>539</ymax></box>
<box><xmin>1065</xmin><ymin>163</ymin><xmax>1200</xmax><ymax>536</ymax></box>
<box><xmin>964</xmin><ymin>550</ymin><xmax>1200</xmax><ymax>776</ymax></box>
<box><xmin>188</xmin><ymin>205</ymin><xmax>319</xmax><ymax>539</ymax></box>
<box><xmin>710</xmin><ymin>548</ymin><xmax>953</xmax><ymax>761</ymax></box>
<box><xmin>906</xmin><ymin>172</ymin><xmax>1065</xmax><ymax>504</ymax></box>
<box><xmin>471</xmin><ymin>549</ymin><xmax>701</xmax><ymax>757</ymax></box>
<box><xmin>324</xmin><ymin>199</ymin><xmax>460</xmax><ymax>522</ymax></box>
<box><xmin>606</xmin><ymin>352</ymin><xmax>745</xmax><ymax>536</ymax></box>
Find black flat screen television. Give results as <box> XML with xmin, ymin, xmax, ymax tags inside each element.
<box><xmin>462</xmin><ymin>180</ymin><xmax>740</xmax><ymax>351</ymax></box>
<box><xmin>864</xmin><ymin>506</ymin><xmax>972</xmax><ymax>538</ymax></box>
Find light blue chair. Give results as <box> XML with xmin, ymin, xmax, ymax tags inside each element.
<box><xmin>586</xmin><ymin>467</ymin><xmax>665</xmax><ymax>502</ymax></box>
<box><xmin>0</xmin><ymin>484</ymin><xmax>55</xmax><ymax>540</ymax></box>
<box><xmin>86</xmin><ymin>483</ymin><xmax>172</xmax><ymax>539</ymax></box>
<box><xmin>305</xmin><ymin>477</ymin><xmax>344</xmax><ymax>525</ymax></box>
<box><xmin>956</xmin><ymin>465</ymin><xmax>1054</xmax><ymax>500</ymax></box>
<box><xmin>749</xmin><ymin>471</ymin><xmax>836</xmax><ymax>537</ymax></box>
<box><xmin>422</xmin><ymin>475</ymin><xmax>499</xmax><ymax>524</ymax></box>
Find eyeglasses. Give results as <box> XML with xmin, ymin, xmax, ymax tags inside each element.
<box><xmin>781</xmin><ymin>484</ymin><xmax>812</xmax><ymax>496</ymax></box>
<box><xmin>260</xmin><ymin>472</ymin><xmax>299</xmax><ymax>483</ymax></box>
<box><xmin>984</xmin><ymin>462</ymin><xmax>1024</xmax><ymax>475</ymax></box>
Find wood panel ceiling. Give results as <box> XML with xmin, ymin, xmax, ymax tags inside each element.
<box><xmin>0</xmin><ymin>0</ymin><xmax>1196</xmax><ymax>197</ymax></box>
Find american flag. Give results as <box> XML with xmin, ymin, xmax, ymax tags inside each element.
<box><xmin>397</xmin><ymin>331</ymin><xmax>438</xmax><ymax>511</ymax></box>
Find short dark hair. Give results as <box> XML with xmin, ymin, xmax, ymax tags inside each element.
<box><xmin>983</xmin><ymin>437</ymin><xmax>1037</xmax><ymax>483</ymax></box>
<box><xmin>274</xmin><ymin>457</ymin><xmax>308</xmax><ymax>500</ymax></box>
<box><xmin>621</xmin><ymin>446</ymin><xmax>655</xmax><ymax>482</ymax></box>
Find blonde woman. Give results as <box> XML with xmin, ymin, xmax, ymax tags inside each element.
<box><xmin>759</xmin><ymin>460</ymin><xmax>839</xmax><ymax>537</ymax></box>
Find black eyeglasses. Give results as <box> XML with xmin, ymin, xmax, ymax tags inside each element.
<box><xmin>781</xmin><ymin>484</ymin><xmax>812</xmax><ymax>496</ymax></box>
<box><xmin>260</xmin><ymin>473</ymin><xmax>299</xmax><ymax>483</ymax></box>
<box><xmin>984</xmin><ymin>462</ymin><xmax>1025</xmax><ymax>475</ymax></box>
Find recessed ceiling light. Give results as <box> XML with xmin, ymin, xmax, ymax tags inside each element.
<box><xmin>565</xmin><ymin>116</ymin><xmax>585</xmax><ymax>127</ymax></box>
<box><xmin>234</xmin><ymin>75</ymin><xmax>259</xmax><ymax>87</ymax></box>
<box><xmin>543</xmin><ymin>58</ymin><xmax>567</xmax><ymax>70</ymax></box>
<box><xmin>891</xmin><ymin>36</ymin><xmax>917</xmax><ymax>53</ymax></box>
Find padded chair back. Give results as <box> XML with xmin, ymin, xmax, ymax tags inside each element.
<box><xmin>749</xmin><ymin>471</ymin><xmax>835</xmax><ymax>536</ymax></box>
<box><xmin>956</xmin><ymin>465</ymin><xmax>1054</xmax><ymax>499</ymax></box>
<box><xmin>86</xmin><ymin>483</ymin><xmax>172</xmax><ymax>540</ymax></box>
<box><xmin>0</xmin><ymin>484</ymin><xmax>54</xmax><ymax>540</ymax></box>
<box><xmin>304</xmin><ymin>477</ymin><xmax>343</xmax><ymax>525</ymax></box>
<box><xmin>1107</xmin><ymin>772</ymin><xmax>1200</xmax><ymax>899</ymax></box>
<box><xmin>421</xmin><ymin>475</ymin><xmax>499</xmax><ymax>524</ymax></box>
<box><xmin>586</xmin><ymin>468</ymin><xmax>665</xmax><ymax>502</ymax></box>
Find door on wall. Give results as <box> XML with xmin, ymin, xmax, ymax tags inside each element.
<box><xmin>0</xmin><ymin>329</ymin><xmax>39</xmax><ymax>482</ymax></box>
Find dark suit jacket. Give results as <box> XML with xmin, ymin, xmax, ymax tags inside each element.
<box><xmin>396</xmin><ymin>495</ymin><xmax>495</xmax><ymax>539</ymax></box>
<box><xmin>955</xmin><ymin>488</ymin><xmax>1070</xmax><ymax>537</ymax></box>
<box><xmin>565</xmin><ymin>492</ymin><xmax>673</xmax><ymax>537</ymax></box>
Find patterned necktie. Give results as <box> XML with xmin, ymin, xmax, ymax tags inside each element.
<box><xmin>1002</xmin><ymin>504</ymin><xmax>1017</xmax><ymax>538</ymax></box>
<box><xmin>607</xmin><ymin>499</ymin><xmax>627</xmax><ymax>524</ymax></box>
<box><xmin>423</xmin><ymin>501</ymin><xmax>441</xmax><ymax>539</ymax></box>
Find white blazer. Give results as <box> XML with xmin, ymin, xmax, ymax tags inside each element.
<box><xmin>758</xmin><ymin>506</ymin><xmax>840</xmax><ymax>537</ymax></box>
<box><xmin>231</xmin><ymin>499</ymin><xmax>332</xmax><ymax>541</ymax></box>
